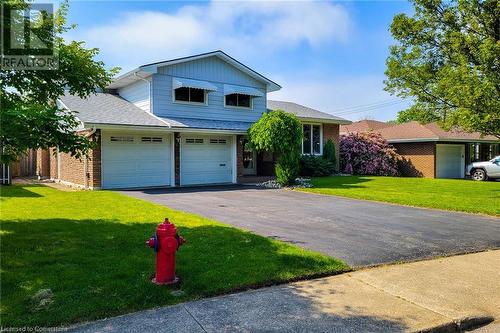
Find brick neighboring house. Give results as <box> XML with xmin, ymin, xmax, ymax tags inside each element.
<box><xmin>32</xmin><ymin>51</ymin><xmax>349</xmax><ymax>189</ymax></box>
<box><xmin>340</xmin><ymin>120</ymin><xmax>500</xmax><ymax>178</ymax></box>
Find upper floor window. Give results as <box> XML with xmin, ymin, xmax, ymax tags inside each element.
<box><xmin>225</xmin><ymin>93</ymin><xmax>251</xmax><ymax>108</ymax></box>
<box><xmin>302</xmin><ymin>124</ymin><xmax>321</xmax><ymax>155</ymax></box>
<box><xmin>174</xmin><ymin>87</ymin><xmax>206</xmax><ymax>104</ymax></box>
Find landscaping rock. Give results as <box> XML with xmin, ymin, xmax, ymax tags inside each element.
<box><xmin>30</xmin><ymin>288</ymin><xmax>54</xmax><ymax>311</ymax></box>
<box><xmin>255</xmin><ymin>178</ymin><xmax>313</xmax><ymax>189</ymax></box>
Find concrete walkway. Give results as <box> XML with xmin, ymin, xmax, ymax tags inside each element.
<box><xmin>68</xmin><ymin>250</ymin><xmax>500</xmax><ymax>333</ymax></box>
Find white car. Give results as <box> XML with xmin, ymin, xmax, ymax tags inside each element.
<box><xmin>466</xmin><ymin>156</ymin><xmax>500</xmax><ymax>181</ymax></box>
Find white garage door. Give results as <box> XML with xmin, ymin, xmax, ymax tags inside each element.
<box><xmin>181</xmin><ymin>135</ymin><xmax>233</xmax><ymax>185</ymax></box>
<box><xmin>436</xmin><ymin>144</ymin><xmax>465</xmax><ymax>178</ymax></box>
<box><xmin>102</xmin><ymin>132</ymin><xmax>172</xmax><ymax>189</ymax></box>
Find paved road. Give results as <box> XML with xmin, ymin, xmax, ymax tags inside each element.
<box><xmin>121</xmin><ymin>185</ymin><xmax>500</xmax><ymax>266</ymax></box>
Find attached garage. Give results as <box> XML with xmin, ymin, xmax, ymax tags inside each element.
<box><xmin>180</xmin><ymin>135</ymin><xmax>235</xmax><ymax>185</ymax></box>
<box><xmin>101</xmin><ymin>131</ymin><xmax>173</xmax><ymax>189</ymax></box>
<box><xmin>436</xmin><ymin>144</ymin><xmax>465</xmax><ymax>179</ymax></box>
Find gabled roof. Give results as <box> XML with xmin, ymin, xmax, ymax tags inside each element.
<box><xmin>59</xmin><ymin>92</ymin><xmax>169</xmax><ymax>128</ymax></box>
<box><xmin>340</xmin><ymin>120</ymin><xmax>389</xmax><ymax>134</ymax></box>
<box><xmin>58</xmin><ymin>92</ymin><xmax>252</xmax><ymax>132</ymax></box>
<box><xmin>267</xmin><ymin>100</ymin><xmax>351</xmax><ymax>125</ymax></box>
<box><xmin>108</xmin><ymin>50</ymin><xmax>281</xmax><ymax>92</ymax></box>
<box><xmin>376</xmin><ymin>121</ymin><xmax>498</xmax><ymax>143</ymax></box>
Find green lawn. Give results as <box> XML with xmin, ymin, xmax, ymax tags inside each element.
<box><xmin>0</xmin><ymin>185</ymin><xmax>348</xmax><ymax>327</ymax></box>
<box><xmin>298</xmin><ymin>176</ymin><xmax>500</xmax><ymax>216</ymax></box>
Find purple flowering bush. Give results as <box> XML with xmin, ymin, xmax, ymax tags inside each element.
<box><xmin>340</xmin><ymin>132</ymin><xmax>400</xmax><ymax>176</ymax></box>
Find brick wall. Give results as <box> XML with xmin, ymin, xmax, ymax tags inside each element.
<box><xmin>393</xmin><ymin>142</ymin><xmax>435</xmax><ymax>178</ymax></box>
<box><xmin>36</xmin><ymin>149</ymin><xmax>50</xmax><ymax>178</ymax></box>
<box><xmin>49</xmin><ymin>148</ymin><xmax>57</xmax><ymax>179</ymax></box>
<box><xmin>323</xmin><ymin>124</ymin><xmax>340</xmax><ymax>170</ymax></box>
<box><xmin>174</xmin><ymin>132</ymin><xmax>180</xmax><ymax>186</ymax></box>
<box><xmin>47</xmin><ymin>130</ymin><xmax>102</xmax><ymax>188</ymax></box>
<box><xmin>236</xmin><ymin>135</ymin><xmax>244</xmax><ymax>177</ymax></box>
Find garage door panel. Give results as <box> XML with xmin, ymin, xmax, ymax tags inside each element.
<box><xmin>436</xmin><ymin>144</ymin><xmax>465</xmax><ymax>179</ymax></box>
<box><xmin>102</xmin><ymin>132</ymin><xmax>171</xmax><ymax>189</ymax></box>
<box><xmin>181</xmin><ymin>135</ymin><xmax>233</xmax><ymax>185</ymax></box>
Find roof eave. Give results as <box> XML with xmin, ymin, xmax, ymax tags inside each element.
<box><xmin>387</xmin><ymin>137</ymin><xmax>499</xmax><ymax>143</ymax></box>
<box><xmin>298</xmin><ymin>117</ymin><xmax>351</xmax><ymax>125</ymax></box>
<box><xmin>83</xmin><ymin>122</ymin><xmax>247</xmax><ymax>134</ymax></box>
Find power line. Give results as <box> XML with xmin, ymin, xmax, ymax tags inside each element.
<box><xmin>334</xmin><ymin>100</ymin><xmax>406</xmax><ymax>116</ymax></box>
<box><xmin>330</xmin><ymin>98</ymin><xmax>401</xmax><ymax>113</ymax></box>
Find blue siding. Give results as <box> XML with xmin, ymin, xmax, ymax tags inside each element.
<box><xmin>118</xmin><ymin>79</ymin><xmax>151</xmax><ymax>112</ymax></box>
<box><xmin>157</xmin><ymin>56</ymin><xmax>265</xmax><ymax>88</ymax></box>
<box><xmin>152</xmin><ymin>56</ymin><xmax>267</xmax><ymax>122</ymax></box>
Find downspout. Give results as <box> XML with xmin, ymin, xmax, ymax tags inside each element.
<box><xmin>133</xmin><ymin>72</ymin><xmax>171</xmax><ymax>128</ymax></box>
<box><xmin>134</xmin><ymin>72</ymin><xmax>153</xmax><ymax>114</ymax></box>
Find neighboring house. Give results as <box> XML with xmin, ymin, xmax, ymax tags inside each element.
<box><xmin>339</xmin><ymin>119</ymin><xmax>388</xmax><ymax>135</ymax></box>
<box><xmin>341</xmin><ymin>120</ymin><xmax>500</xmax><ymax>179</ymax></box>
<box><xmin>35</xmin><ymin>51</ymin><xmax>350</xmax><ymax>189</ymax></box>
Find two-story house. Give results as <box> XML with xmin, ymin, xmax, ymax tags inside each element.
<box><xmin>37</xmin><ymin>51</ymin><xmax>349</xmax><ymax>189</ymax></box>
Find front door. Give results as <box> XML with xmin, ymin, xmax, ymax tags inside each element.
<box><xmin>242</xmin><ymin>139</ymin><xmax>257</xmax><ymax>175</ymax></box>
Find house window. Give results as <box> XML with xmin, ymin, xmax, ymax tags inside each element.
<box><xmin>225</xmin><ymin>94</ymin><xmax>251</xmax><ymax>108</ymax></box>
<box><xmin>174</xmin><ymin>87</ymin><xmax>206</xmax><ymax>104</ymax></box>
<box><xmin>302</xmin><ymin>124</ymin><xmax>321</xmax><ymax>155</ymax></box>
<box><xmin>110</xmin><ymin>136</ymin><xmax>134</xmax><ymax>142</ymax></box>
<box><xmin>141</xmin><ymin>137</ymin><xmax>163</xmax><ymax>143</ymax></box>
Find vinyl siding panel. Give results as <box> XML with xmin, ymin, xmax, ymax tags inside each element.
<box><xmin>152</xmin><ymin>73</ymin><xmax>267</xmax><ymax>123</ymax></box>
<box><xmin>118</xmin><ymin>79</ymin><xmax>151</xmax><ymax>112</ymax></box>
<box><xmin>157</xmin><ymin>56</ymin><xmax>265</xmax><ymax>88</ymax></box>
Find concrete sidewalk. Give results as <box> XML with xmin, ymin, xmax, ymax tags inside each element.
<box><xmin>68</xmin><ymin>250</ymin><xmax>500</xmax><ymax>333</ymax></box>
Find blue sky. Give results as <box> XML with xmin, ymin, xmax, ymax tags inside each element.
<box><xmin>64</xmin><ymin>1</ymin><xmax>414</xmax><ymax>121</ymax></box>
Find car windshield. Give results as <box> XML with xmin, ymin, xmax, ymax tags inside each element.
<box><xmin>491</xmin><ymin>156</ymin><xmax>500</xmax><ymax>162</ymax></box>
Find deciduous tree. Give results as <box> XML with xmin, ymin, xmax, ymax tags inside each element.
<box><xmin>385</xmin><ymin>0</ymin><xmax>499</xmax><ymax>138</ymax></box>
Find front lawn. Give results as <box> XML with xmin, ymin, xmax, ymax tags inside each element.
<box><xmin>298</xmin><ymin>176</ymin><xmax>499</xmax><ymax>216</ymax></box>
<box><xmin>0</xmin><ymin>185</ymin><xmax>348</xmax><ymax>327</ymax></box>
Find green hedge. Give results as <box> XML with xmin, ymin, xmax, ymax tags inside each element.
<box><xmin>300</xmin><ymin>155</ymin><xmax>335</xmax><ymax>177</ymax></box>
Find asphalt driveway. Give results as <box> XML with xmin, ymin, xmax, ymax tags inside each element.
<box><xmin>121</xmin><ymin>185</ymin><xmax>500</xmax><ymax>266</ymax></box>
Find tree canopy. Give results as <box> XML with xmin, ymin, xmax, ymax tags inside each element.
<box><xmin>248</xmin><ymin>110</ymin><xmax>302</xmax><ymax>185</ymax></box>
<box><xmin>1</xmin><ymin>0</ymin><xmax>119</xmax><ymax>163</ymax></box>
<box><xmin>385</xmin><ymin>0</ymin><xmax>500</xmax><ymax>138</ymax></box>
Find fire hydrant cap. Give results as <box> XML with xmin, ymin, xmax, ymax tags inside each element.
<box><xmin>156</xmin><ymin>218</ymin><xmax>177</xmax><ymax>237</ymax></box>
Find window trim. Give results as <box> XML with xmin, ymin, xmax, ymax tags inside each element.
<box><xmin>301</xmin><ymin>123</ymin><xmax>323</xmax><ymax>156</ymax></box>
<box><xmin>224</xmin><ymin>93</ymin><xmax>254</xmax><ymax>110</ymax></box>
<box><xmin>172</xmin><ymin>87</ymin><xmax>208</xmax><ymax>106</ymax></box>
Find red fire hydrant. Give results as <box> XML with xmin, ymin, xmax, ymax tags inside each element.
<box><xmin>146</xmin><ymin>218</ymin><xmax>185</xmax><ymax>285</ymax></box>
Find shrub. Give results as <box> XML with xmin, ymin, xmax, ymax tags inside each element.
<box><xmin>300</xmin><ymin>155</ymin><xmax>335</xmax><ymax>177</ymax></box>
<box><xmin>248</xmin><ymin>110</ymin><xmax>302</xmax><ymax>185</ymax></box>
<box><xmin>323</xmin><ymin>139</ymin><xmax>336</xmax><ymax>166</ymax></box>
<box><xmin>340</xmin><ymin>132</ymin><xmax>400</xmax><ymax>176</ymax></box>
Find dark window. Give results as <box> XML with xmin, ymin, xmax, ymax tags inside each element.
<box><xmin>174</xmin><ymin>87</ymin><xmax>205</xmax><ymax>103</ymax></box>
<box><xmin>174</xmin><ymin>87</ymin><xmax>189</xmax><ymax>101</ymax></box>
<box><xmin>225</xmin><ymin>94</ymin><xmax>251</xmax><ymax>108</ymax></box>
<box><xmin>313</xmin><ymin>125</ymin><xmax>321</xmax><ymax>154</ymax></box>
<box><xmin>189</xmin><ymin>88</ymin><xmax>205</xmax><ymax>103</ymax></box>
<box><xmin>303</xmin><ymin>125</ymin><xmax>311</xmax><ymax>154</ymax></box>
<box><xmin>225</xmin><ymin>94</ymin><xmax>238</xmax><ymax>106</ymax></box>
<box><xmin>302</xmin><ymin>124</ymin><xmax>321</xmax><ymax>155</ymax></box>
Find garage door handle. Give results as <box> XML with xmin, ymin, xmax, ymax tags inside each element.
<box><xmin>219</xmin><ymin>164</ymin><xmax>226</xmax><ymax>166</ymax></box>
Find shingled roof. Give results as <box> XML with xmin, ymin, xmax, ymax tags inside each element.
<box><xmin>377</xmin><ymin>121</ymin><xmax>498</xmax><ymax>142</ymax></box>
<box><xmin>267</xmin><ymin>100</ymin><xmax>350</xmax><ymax>124</ymax></box>
<box><xmin>340</xmin><ymin>120</ymin><xmax>389</xmax><ymax>134</ymax></box>
<box><xmin>59</xmin><ymin>92</ymin><xmax>169</xmax><ymax>128</ymax></box>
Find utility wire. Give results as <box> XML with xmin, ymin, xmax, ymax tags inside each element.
<box><xmin>334</xmin><ymin>100</ymin><xmax>405</xmax><ymax>116</ymax></box>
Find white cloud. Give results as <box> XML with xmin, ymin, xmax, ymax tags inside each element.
<box><xmin>268</xmin><ymin>75</ymin><xmax>410</xmax><ymax>121</ymax></box>
<box><xmin>66</xmin><ymin>1</ymin><xmax>350</xmax><ymax>71</ymax></box>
